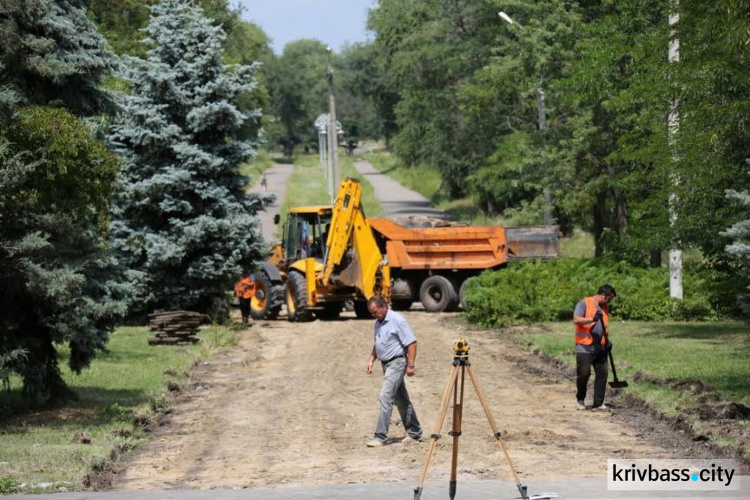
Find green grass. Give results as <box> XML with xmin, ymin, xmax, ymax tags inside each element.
<box><xmin>0</xmin><ymin>325</ymin><xmax>241</xmax><ymax>493</ymax></box>
<box><xmin>510</xmin><ymin>320</ymin><xmax>750</xmax><ymax>455</ymax></box>
<box><xmin>277</xmin><ymin>153</ymin><xmax>389</xmax><ymax>240</ymax></box>
<box><xmin>559</xmin><ymin>229</ymin><xmax>595</xmax><ymax>259</ymax></box>
<box><xmin>279</xmin><ymin>153</ymin><xmax>384</xmax><ymax>216</ymax></box>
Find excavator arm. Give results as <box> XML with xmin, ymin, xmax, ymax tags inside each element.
<box><xmin>321</xmin><ymin>178</ymin><xmax>390</xmax><ymax>299</ymax></box>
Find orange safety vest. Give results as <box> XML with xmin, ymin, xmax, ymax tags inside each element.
<box><xmin>574</xmin><ymin>296</ymin><xmax>608</xmax><ymax>346</ymax></box>
<box><xmin>235</xmin><ymin>277</ymin><xmax>256</xmax><ymax>299</ymax></box>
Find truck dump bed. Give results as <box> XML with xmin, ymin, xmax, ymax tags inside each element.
<box><xmin>369</xmin><ymin>218</ymin><xmax>559</xmax><ymax>271</ymax></box>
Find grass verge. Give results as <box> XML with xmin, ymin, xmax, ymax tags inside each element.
<box><xmin>0</xmin><ymin>324</ymin><xmax>242</xmax><ymax>494</ymax></box>
<box><xmin>277</xmin><ymin>153</ymin><xmax>384</xmax><ymax>237</ymax></box>
<box><xmin>509</xmin><ymin>320</ymin><xmax>750</xmax><ymax>460</ymax></box>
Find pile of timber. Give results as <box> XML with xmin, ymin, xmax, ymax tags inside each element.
<box><xmin>148</xmin><ymin>310</ymin><xmax>207</xmax><ymax>346</ymax></box>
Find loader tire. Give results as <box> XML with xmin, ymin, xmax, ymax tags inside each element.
<box><xmin>315</xmin><ymin>303</ymin><xmax>343</xmax><ymax>321</ymax></box>
<box><xmin>285</xmin><ymin>272</ymin><xmax>313</xmax><ymax>322</ymax></box>
<box><xmin>419</xmin><ymin>275</ymin><xmax>458</xmax><ymax>312</ymax></box>
<box><xmin>391</xmin><ymin>300</ymin><xmax>413</xmax><ymax>311</ymax></box>
<box><xmin>250</xmin><ymin>271</ymin><xmax>282</xmax><ymax>320</ymax></box>
<box><xmin>353</xmin><ymin>300</ymin><xmax>370</xmax><ymax>319</ymax></box>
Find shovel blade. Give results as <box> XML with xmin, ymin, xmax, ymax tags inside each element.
<box><xmin>609</xmin><ymin>380</ymin><xmax>629</xmax><ymax>388</ymax></box>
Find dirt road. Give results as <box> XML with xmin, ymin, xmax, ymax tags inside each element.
<box><xmin>113</xmin><ymin>310</ymin><xmax>718</xmax><ymax>491</ymax></box>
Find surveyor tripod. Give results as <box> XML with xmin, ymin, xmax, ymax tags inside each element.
<box><xmin>413</xmin><ymin>340</ymin><xmax>528</xmax><ymax>500</ymax></box>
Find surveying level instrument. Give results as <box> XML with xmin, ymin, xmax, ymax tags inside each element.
<box><xmin>413</xmin><ymin>339</ymin><xmax>528</xmax><ymax>500</ymax></box>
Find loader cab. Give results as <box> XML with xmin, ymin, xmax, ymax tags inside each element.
<box><xmin>282</xmin><ymin>207</ymin><xmax>333</xmax><ymax>263</ymax></box>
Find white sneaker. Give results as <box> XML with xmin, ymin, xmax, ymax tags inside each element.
<box><xmin>366</xmin><ymin>439</ymin><xmax>385</xmax><ymax>447</ymax></box>
<box><xmin>591</xmin><ymin>404</ymin><xmax>612</xmax><ymax>412</ymax></box>
<box><xmin>576</xmin><ymin>400</ymin><xmax>586</xmax><ymax>411</ymax></box>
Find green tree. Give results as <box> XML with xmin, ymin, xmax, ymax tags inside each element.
<box><xmin>722</xmin><ymin>170</ymin><xmax>750</xmax><ymax>315</ymax></box>
<box><xmin>108</xmin><ymin>0</ymin><xmax>266</xmax><ymax>319</ymax></box>
<box><xmin>337</xmin><ymin>42</ymin><xmax>398</xmax><ymax>143</ymax></box>
<box><xmin>0</xmin><ymin>0</ymin><xmax>130</xmax><ymax>403</ymax></box>
<box><xmin>367</xmin><ymin>0</ymin><xmax>511</xmax><ymax>196</ymax></box>
<box><xmin>266</xmin><ymin>39</ymin><xmax>330</xmax><ymax>156</ymax></box>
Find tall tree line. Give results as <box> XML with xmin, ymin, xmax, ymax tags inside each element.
<box><xmin>357</xmin><ymin>0</ymin><xmax>750</xmax><ymax>277</ymax></box>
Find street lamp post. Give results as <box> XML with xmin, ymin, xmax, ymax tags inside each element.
<box><xmin>499</xmin><ymin>11</ymin><xmax>552</xmax><ymax>225</ymax></box>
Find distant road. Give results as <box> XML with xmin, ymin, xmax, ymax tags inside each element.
<box><xmin>246</xmin><ymin>163</ymin><xmax>293</xmax><ymax>244</ymax></box>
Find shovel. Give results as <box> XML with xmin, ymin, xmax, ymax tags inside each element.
<box><xmin>603</xmin><ymin>326</ymin><xmax>628</xmax><ymax>388</ymax></box>
<box><xmin>607</xmin><ymin>349</ymin><xmax>629</xmax><ymax>388</ymax></box>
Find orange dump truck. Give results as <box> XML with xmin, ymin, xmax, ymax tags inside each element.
<box><xmin>252</xmin><ymin>178</ymin><xmax>559</xmax><ymax>320</ymax></box>
<box><xmin>368</xmin><ymin>218</ymin><xmax>559</xmax><ymax>312</ymax></box>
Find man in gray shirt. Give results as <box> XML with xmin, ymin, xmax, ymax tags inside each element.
<box><xmin>364</xmin><ymin>295</ymin><xmax>423</xmax><ymax>447</ymax></box>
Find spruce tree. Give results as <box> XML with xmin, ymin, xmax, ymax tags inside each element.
<box><xmin>108</xmin><ymin>0</ymin><xmax>266</xmax><ymax>319</ymax></box>
<box><xmin>1</xmin><ymin>0</ymin><xmax>130</xmax><ymax>403</ymax></box>
<box><xmin>723</xmin><ymin>181</ymin><xmax>750</xmax><ymax>315</ymax></box>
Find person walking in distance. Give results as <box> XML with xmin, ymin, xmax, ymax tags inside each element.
<box><xmin>234</xmin><ymin>272</ymin><xmax>255</xmax><ymax>325</ymax></box>
<box><xmin>573</xmin><ymin>284</ymin><xmax>617</xmax><ymax>411</ymax></box>
<box><xmin>260</xmin><ymin>174</ymin><xmax>268</xmax><ymax>193</ymax></box>
<box><xmin>365</xmin><ymin>295</ymin><xmax>423</xmax><ymax>446</ymax></box>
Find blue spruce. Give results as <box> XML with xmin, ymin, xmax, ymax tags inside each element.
<box><xmin>723</xmin><ymin>178</ymin><xmax>750</xmax><ymax>315</ymax></box>
<box><xmin>108</xmin><ymin>0</ymin><xmax>266</xmax><ymax>319</ymax></box>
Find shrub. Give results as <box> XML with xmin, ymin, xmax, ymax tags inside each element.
<box><xmin>464</xmin><ymin>258</ymin><xmax>739</xmax><ymax>327</ymax></box>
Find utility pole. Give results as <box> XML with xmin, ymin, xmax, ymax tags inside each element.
<box><xmin>668</xmin><ymin>3</ymin><xmax>683</xmax><ymax>299</ymax></box>
<box><xmin>326</xmin><ymin>46</ymin><xmax>340</xmax><ymax>202</ymax></box>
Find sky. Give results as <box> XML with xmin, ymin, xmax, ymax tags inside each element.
<box><xmin>237</xmin><ymin>0</ymin><xmax>376</xmax><ymax>54</ymax></box>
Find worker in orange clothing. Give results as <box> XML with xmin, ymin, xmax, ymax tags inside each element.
<box><xmin>234</xmin><ymin>271</ymin><xmax>256</xmax><ymax>325</ymax></box>
<box><xmin>573</xmin><ymin>284</ymin><xmax>617</xmax><ymax>411</ymax></box>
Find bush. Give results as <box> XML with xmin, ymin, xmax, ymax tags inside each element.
<box><xmin>464</xmin><ymin>258</ymin><xmax>740</xmax><ymax>327</ymax></box>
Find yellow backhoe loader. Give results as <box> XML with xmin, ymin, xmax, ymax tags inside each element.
<box><xmin>250</xmin><ymin>178</ymin><xmax>390</xmax><ymax>322</ymax></box>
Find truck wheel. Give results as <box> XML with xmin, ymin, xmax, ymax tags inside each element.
<box><xmin>458</xmin><ymin>278</ymin><xmax>475</xmax><ymax>310</ymax></box>
<box><xmin>391</xmin><ymin>300</ymin><xmax>413</xmax><ymax>311</ymax></box>
<box><xmin>315</xmin><ymin>303</ymin><xmax>343</xmax><ymax>320</ymax></box>
<box><xmin>353</xmin><ymin>301</ymin><xmax>370</xmax><ymax>319</ymax></box>
<box><xmin>419</xmin><ymin>275</ymin><xmax>458</xmax><ymax>312</ymax></box>
<box><xmin>285</xmin><ymin>272</ymin><xmax>313</xmax><ymax>322</ymax></box>
<box><xmin>250</xmin><ymin>271</ymin><xmax>282</xmax><ymax>320</ymax></box>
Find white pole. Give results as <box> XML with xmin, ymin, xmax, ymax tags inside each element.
<box><xmin>668</xmin><ymin>3</ymin><xmax>683</xmax><ymax>299</ymax></box>
<box><xmin>319</xmin><ymin>130</ymin><xmax>325</xmax><ymax>173</ymax></box>
<box><xmin>326</xmin><ymin>46</ymin><xmax>340</xmax><ymax>202</ymax></box>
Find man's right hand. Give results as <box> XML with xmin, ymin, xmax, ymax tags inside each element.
<box><xmin>365</xmin><ymin>359</ymin><xmax>374</xmax><ymax>374</ymax></box>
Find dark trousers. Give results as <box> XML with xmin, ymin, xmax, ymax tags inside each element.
<box><xmin>576</xmin><ymin>351</ymin><xmax>608</xmax><ymax>406</ymax></box>
<box><xmin>238</xmin><ymin>297</ymin><xmax>251</xmax><ymax>321</ymax></box>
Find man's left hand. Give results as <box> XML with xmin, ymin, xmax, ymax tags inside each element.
<box><xmin>406</xmin><ymin>366</ymin><xmax>415</xmax><ymax>377</ymax></box>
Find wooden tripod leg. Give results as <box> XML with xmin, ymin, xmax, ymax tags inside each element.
<box><xmin>414</xmin><ymin>364</ymin><xmax>459</xmax><ymax>500</ymax></box>
<box><xmin>466</xmin><ymin>365</ymin><xmax>528</xmax><ymax>500</ymax></box>
<box><xmin>449</xmin><ymin>364</ymin><xmax>466</xmax><ymax>500</ymax></box>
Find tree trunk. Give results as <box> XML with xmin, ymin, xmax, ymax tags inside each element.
<box><xmin>21</xmin><ymin>323</ymin><xmax>73</xmax><ymax>405</ymax></box>
<box><xmin>650</xmin><ymin>249</ymin><xmax>662</xmax><ymax>267</ymax></box>
<box><xmin>593</xmin><ymin>190</ymin><xmax>607</xmax><ymax>258</ymax></box>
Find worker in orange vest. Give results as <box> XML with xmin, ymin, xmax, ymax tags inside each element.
<box><xmin>573</xmin><ymin>284</ymin><xmax>617</xmax><ymax>411</ymax></box>
<box><xmin>234</xmin><ymin>271</ymin><xmax>256</xmax><ymax>325</ymax></box>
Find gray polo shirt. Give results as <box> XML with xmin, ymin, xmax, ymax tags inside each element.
<box><xmin>374</xmin><ymin>309</ymin><xmax>416</xmax><ymax>361</ymax></box>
